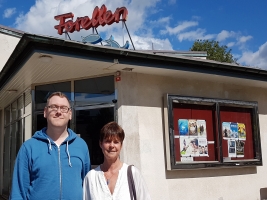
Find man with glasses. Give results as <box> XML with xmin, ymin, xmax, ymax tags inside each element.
<box><xmin>10</xmin><ymin>92</ymin><xmax>90</xmax><ymax>200</ymax></box>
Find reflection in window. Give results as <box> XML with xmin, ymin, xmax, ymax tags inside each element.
<box><xmin>10</xmin><ymin>123</ymin><xmax>17</xmax><ymax>181</ymax></box>
<box><xmin>11</xmin><ymin>101</ymin><xmax>17</xmax><ymax>122</ymax></box>
<box><xmin>74</xmin><ymin>76</ymin><xmax>115</xmax><ymax>105</ymax></box>
<box><xmin>18</xmin><ymin>96</ymin><xmax>24</xmax><ymax>117</ymax></box>
<box><xmin>5</xmin><ymin>106</ymin><xmax>10</xmax><ymax>126</ymax></box>
<box><xmin>25</xmin><ymin>90</ymin><xmax>31</xmax><ymax>115</ymax></box>
<box><xmin>3</xmin><ymin>126</ymin><xmax>11</xmax><ymax>195</ymax></box>
<box><xmin>3</xmin><ymin>91</ymin><xmax>31</xmax><ymax>196</ymax></box>
<box><xmin>35</xmin><ymin>82</ymin><xmax>71</xmax><ymax>110</ymax></box>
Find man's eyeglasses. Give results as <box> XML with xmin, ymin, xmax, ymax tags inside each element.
<box><xmin>47</xmin><ymin>104</ymin><xmax>71</xmax><ymax>113</ymax></box>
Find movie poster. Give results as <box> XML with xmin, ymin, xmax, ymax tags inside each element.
<box><xmin>228</xmin><ymin>139</ymin><xmax>236</xmax><ymax>157</ymax></box>
<box><xmin>188</xmin><ymin>119</ymin><xmax>197</xmax><ymax>136</ymax></box>
<box><xmin>236</xmin><ymin>140</ymin><xmax>245</xmax><ymax>157</ymax></box>
<box><xmin>178</xmin><ymin>119</ymin><xmax>189</xmax><ymax>136</ymax></box>
<box><xmin>222</xmin><ymin>122</ymin><xmax>231</xmax><ymax>139</ymax></box>
<box><xmin>238</xmin><ymin>123</ymin><xmax>246</xmax><ymax>140</ymax></box>
<box><xmin>230</xmin><ymin>122</ymin><xmax>238</xmax><ymax>138</ymax></box>
<box><xmin>198</xmin><ymin>138</ymin><xmax>208</xmax><ymax>156</ymax></box>
<box><xmin>180</xmin><ymin>136</ymin><xmax>199</xmax><ymax>157</ymax></box>
<box><xmin>197</xmin><ymin>120</ymin><xmax>207</xmax><ymax>137</ymax></box>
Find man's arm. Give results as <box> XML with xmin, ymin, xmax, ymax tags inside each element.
<box><xmin>10</xmin><ymin>145</ymin><xmax>31</xmax><ymax>200</ymax></box>
<box><xmin>82</xmin><ymin>147</ymin><xmax>91</xmax><ymax>180</ymax></box>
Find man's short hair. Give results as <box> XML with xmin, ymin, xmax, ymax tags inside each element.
<box><xmin>100</xmin><ymin>122</ymin><xmax>125</xmax><ymax>143</ymax></box>
<box><xmin>46</xmin><ymin>92</ymin><xmax>70</xmax><ymax>106</ymax></box>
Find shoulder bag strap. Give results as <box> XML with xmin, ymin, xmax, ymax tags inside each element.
<box><xmin>127</xmin><ymin>165</ymin><xmax>137</xmax><ymax>200</ymax></box>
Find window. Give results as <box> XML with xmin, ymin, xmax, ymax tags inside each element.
<box><xmin>35</xmin><ymin>81</ymin><xmax>71</xmax><ymax>110</ymax></box>
<box><xmin>164</xmin><ymin>94</ymin><xmax>262</xmax><ymax>170</ymax></box>
<box><xmin>3</xmin><ymin>91</ymin><xmax>31</xmax><ymax>195</ymax></box>
<box><xmin>74</xmin><ymin>76</ymin><xmax>115</xmax><ymax>105</ymax></box>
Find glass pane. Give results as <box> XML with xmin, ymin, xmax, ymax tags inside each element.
<box><xmin>18</xmin><ymin>95</ymin><xmax>24</xmax><ymax>117</ymax></box>
<box><xmin>74</xmin><ymin>76</ymin><xmax>115</xmax><ymax>105</ymax></box>
<box><xmin>76</xmin><ymin>107</ymin><xmax>114</xmax><ymax>165</ymax></box>
<box><xmin>25</xmin><ymin>90</ymin><xmax>32</xmax><ymax>115</ymax></box>
<box><xmin>17</xmin><ymin>120</ymin><xmax>23</xmax><ymax>154</ymax></box>
<box><xmin>3</xmin><ymin>126</ymin><xmax>11</xmax><ymax>195</ymax></box>
<box><xmin>220</xmin><ymin>106</ymin><xmax>254</xmax><ymax>161</ymax></box>
<box><xmin>35</xmin><ymin>113</ymin><xmax>70</xmax><ymax>133</ymax></box>
<box><xmin>24</xmin><ymin>115</ymin><xmax>32</xmax><ymax>141</ymax></box>
<box><xmin>10</xmin><ymin>123</ymin><xmax>17</xmax><ymax>186</ymax></box>
<box><xmin>172</xmin><ymin>102</ymin><xmax>218</xmax><ymax>163</ymax></box>
<box><xmin>11</xmin><ymin>101</ymin><xmax>17</xmax><ymax>122</ymax></box>
<box><xmin>4</xmin><ymin>106</ymin><xmax>10</xmax><ymax>125</ymax></box>
<box><xmin>35</xmin><ymin>82</ymin><xmax>71</xmax><ymax>110</ymax></box>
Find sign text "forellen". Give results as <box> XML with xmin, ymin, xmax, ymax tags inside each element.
<box><xmin>54</xmin><ymin>4</ymin><xmax>128</xmax><ymax>35</ymax></box>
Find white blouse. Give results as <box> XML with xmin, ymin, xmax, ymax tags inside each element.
<box><xmin>83</xmin><ymin>163</ymin><xmax>151</xmax><ymax>200</ymax></box>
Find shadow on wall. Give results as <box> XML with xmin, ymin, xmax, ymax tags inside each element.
<box><xmin>261</xmin><ymin>188</ymin><xmax>267</xmax><ymax>200</ymax></box>
<box><xmin>165</xmin><ymin>166</ymin><xmax>257</xmax><ymax>179</ymax></box>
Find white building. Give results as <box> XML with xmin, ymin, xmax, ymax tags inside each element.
<box><xmin>0</xmin><ymin>26</ymin><xmax>267</xmax><ymax>200</ymax></box>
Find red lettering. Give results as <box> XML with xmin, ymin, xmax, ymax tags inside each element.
<box><xmin>91</xmin><ymin>6</ymin><xmax>100</xmax><ymax>28</ymax></box>
<box><xmin>54</xmin><ymin>5</ymin><xmax>128</xmax><ymax>35</ymax></box>
<box><xmin>75</xmin><ymin>17</ymin><xmax>82</xmax><ymax>32</ymax></box>
<box><xmin>65</xmin><ymin>20</ymin><xmax>76</xmax><ymax>33</ymax></box>
<box><xmin>80</xmin><ymin>17</ymin><xmax>92</xmax><ymax>30</ymax></box>
<box><xmin>54</xmin><ymin>13</ymin><xmax>74</xmax><ymax>35</ymax></box>
<box><xmin>104</xmin><ymin>10</ymin><xmax>114</xmax><ymax>25</ymax></box>
<box><xmin>114</xmin><ymin>7</ymin><xmax>128</xmax><ymax>23</ymax></box>
<box><xmin>98</xmin><ymin>5</ymin><xmax>107</xmax><ymax>26</ymax></box>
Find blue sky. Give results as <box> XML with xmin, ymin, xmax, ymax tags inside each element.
<box><xmin>0</xmin><ymin>0</ymin><xmax>266</xmax><ymax>69</ymax></box>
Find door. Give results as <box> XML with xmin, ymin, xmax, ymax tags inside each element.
<box><xmin>74</xmin><ymin>105</ymin><xmax>115</xmax><ymax>166</ymax></box>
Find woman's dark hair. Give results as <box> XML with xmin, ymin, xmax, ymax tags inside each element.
<box><xmin>100</xmin><ymin>122</ymin><xmax>125</xmax><ymax>143</ymax></box>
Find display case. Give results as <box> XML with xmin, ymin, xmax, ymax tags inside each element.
<box><xmin>164</xmin><ymin>94</ymin><xmax>262</xmax><ymax>170</ymax></box>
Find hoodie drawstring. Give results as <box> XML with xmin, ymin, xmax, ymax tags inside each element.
<box><xmin>47</xmin><ymin>138</ymin><xmax>52</xmax><ymax>153</ymax></box>
<box><xmin>47</xmin><ymin>137</ymin><xmax>72</xmax><ymax>168</ymax></box>
<box><xmin>66</xmin><ymin>141</ymin><xmax>72</xmax><ymax>167</ymax></box>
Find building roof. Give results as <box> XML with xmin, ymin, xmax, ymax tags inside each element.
<box><xmin>139</xmin><ymin>50</ymin><xmax>207</xmax><ymax>58</ymax></box>
<box><xmin>0</xmin><ymin>33</ymin><xmax>267</xmax><ymax>103</ymax></box>
<box><xmin>0</xmin><ymin>24</ymin><xmax>24</xmax><ymax>38</ymax></box>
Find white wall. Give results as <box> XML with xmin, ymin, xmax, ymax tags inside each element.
<box><xmin>0</xmin><ymin>33</ymin><xmax>20</xmax><ymax>72</ymax></box>
<box><xmin>117</xmin><ymin>71</ymin><xmax>267</xmax><ymax>200</ymax></box>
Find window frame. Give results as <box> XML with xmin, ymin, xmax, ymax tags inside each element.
<box><xmin>164</xmin><ymin>94</ymin><xmax>262</xmax><ymax>170</ymax></box>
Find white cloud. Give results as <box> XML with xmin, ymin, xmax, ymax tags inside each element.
<box><xmin>159</xmin><ymin>18</ymin><xmax>253</xmax><ymax>51</ymax></box>
<box><xmin>14</xmin><ymin>0</ymin><xmax>161</xmax><ymax>41</ymax></box>
<box><xmin>132</xmin><ymin>35</ymin><xmax>173</xmax><ymax>50</ymax></box>
<box><xmin>150</xmin><ymin>17</ymin><xmax>171</xmax><ymax>26</ymax></box>
<box><xmin>238</xmin><ymin>42</ymin><xmax>267</xmax><ymax>69</ymax></box>
<box><xmin>13</xmin><ymin>0</ymin><xmax>172</xmax><ymax>51</ymax></box>
<box><xmin>237</xmin><ymin>35</ymin><xmax>253</xmax><ymax>44</ymax></box>
<box><xmin>161</xmin><ymin>21</ymin><xmax>198</xmax><ymax>35</ymax></box>
<box><xmin>227</xmin><ymin>42</ymin><xmax>235</xmax><ymax>48</ymax></box>
<box><xmin>177</xmin><ymin>28</ymin><xmax>215</xmax><ymax>42</ymax></box>
<box><xmin>216</xmin><ymin>30</ymin><xmax>236</xmax><ymax>42</ymax></box>
<box><xmin>168</xmin><ymin>0</ymin><xmax>176</xmax><ymax>5</ymax></box>
<box><xmin>3</xmin><ymin>8</ymin><xmax>16</xmax><ymax>18</ymax></box>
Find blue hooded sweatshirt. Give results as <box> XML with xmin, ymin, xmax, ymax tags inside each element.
<box><xmin>10</xmin><ymin>128</ymin><xmax>90</xmax><ymax>200</ymax></box>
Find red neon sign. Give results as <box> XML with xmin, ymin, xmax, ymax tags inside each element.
<box><xmin>54</xmin><ymin>4</ymin><xmax>128</xmax><ymax>35</ymax></box>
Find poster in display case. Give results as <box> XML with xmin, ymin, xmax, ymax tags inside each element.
<box><xmin>164</xmin><ymin>94</ymin><xmax>262</xmax><ymax>170</ymax></box>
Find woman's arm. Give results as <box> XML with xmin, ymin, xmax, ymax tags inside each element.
<box><xmin>132</xmin><ymin>166</ymin><xmax>152</xmax><ymax>200</ymax></box>
<box><xmin>83</xmin><ymin>174</ymin><xmax>92</xmax><ymax>200</ymax></box>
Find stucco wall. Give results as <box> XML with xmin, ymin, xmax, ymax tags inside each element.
<box><xmin>117</xmin><ymin>71</ymin><xmax>267</xmax><ymax>200</ymax></box>
<box><xmin>0</xmin><ymin>33</ymin><xmax>20</xmax><ymax>72</ymax></box>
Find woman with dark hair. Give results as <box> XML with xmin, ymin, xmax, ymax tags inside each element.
<box><xmin>83</xmin><ymin>122</ymin><xmax>151</xmax><ymax>200</ymax></box>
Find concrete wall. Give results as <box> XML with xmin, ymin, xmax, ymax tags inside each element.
<box><xmin>117</xmin><ymin>71</ymin><xmax>267</xmax><ymax>200</ymax></box>
<box><xmin>0</xmin><ymin>33</ymin><xmax>20</xmax><ymax>72</ymax></box>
